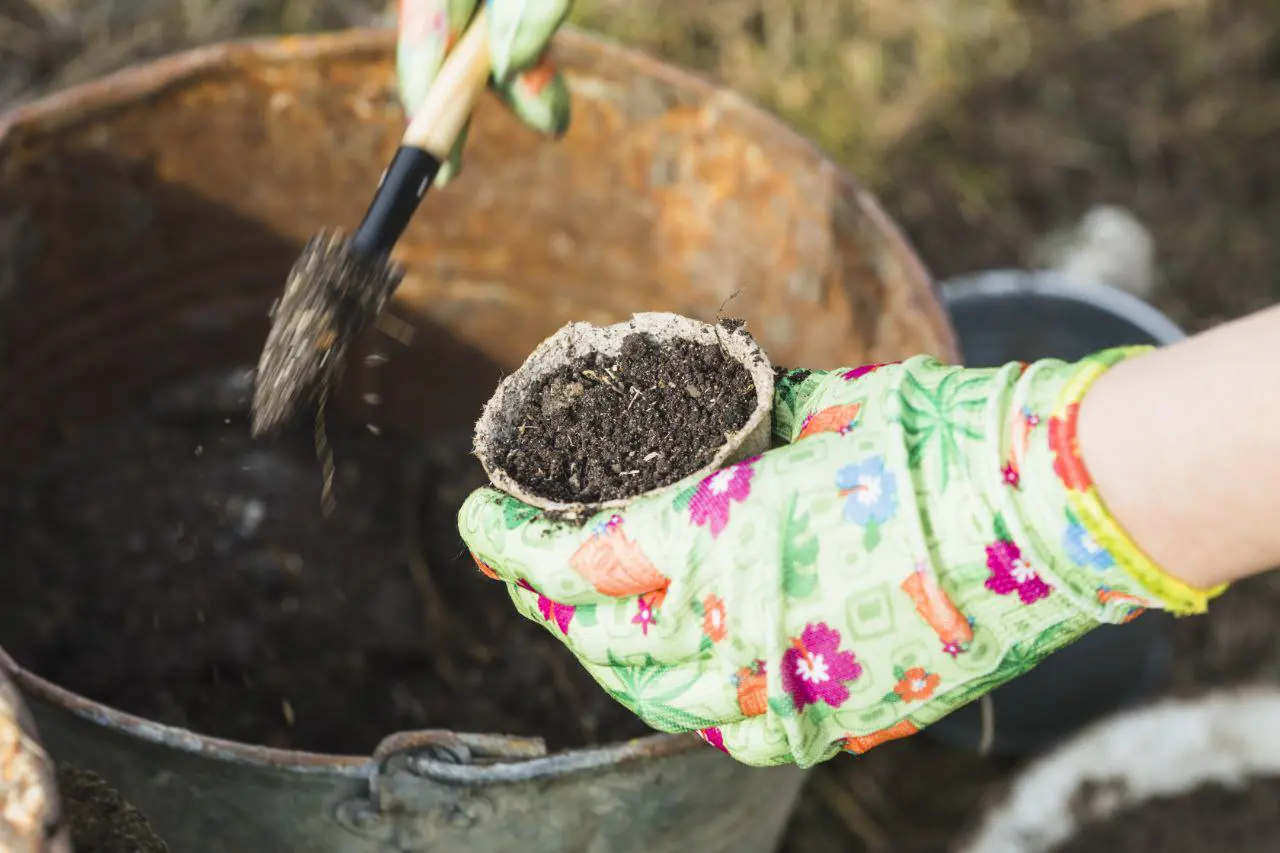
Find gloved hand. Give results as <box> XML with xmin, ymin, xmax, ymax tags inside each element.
<box><xmin>459</xmin><ymin>349</ymin><xmax>1224</xmax><ymax>767</ymax></box>
<box><xmin>396</xmin><ymin>0</ymin><xmax>573</xmax><ymax>186</ymax></box>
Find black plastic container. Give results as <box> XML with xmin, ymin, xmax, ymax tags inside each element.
<box><xmin>927</xmin><ymin>269</ymin><xmax>1182</xmax><ymax>757</ymax></box>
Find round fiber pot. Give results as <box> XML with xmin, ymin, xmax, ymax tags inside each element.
<box><xmin>474</xmin><ymin>312</ymin><xmax>774</xmax><ymax>517</ymax></box>
<box><xmin>960</xmin><ymin>688</ymin><xmax>1280</xmax><ymax>853</ymax></box>
<box><xmin>928</xmin><ymin>269</ymin><xmax>1182</xmax><ymax>757</ymax></box>
<box><xmin>0</xmin><ymin>28</ymin><xmax>956</xmax><ymax>853</ymax></box>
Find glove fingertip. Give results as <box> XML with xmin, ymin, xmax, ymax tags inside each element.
<box><xmin>456</xmin><ymin>481</ymin><xmax>505</xmax><ymax>541</ymax></box>
<box><xmin>498</xmin><ymin>66</ymin><xmax>572</xmax><ymax>138</ymax></box>
<box><xmin>432</xmin><ymin>119</ymin><xmax>471</xmax><ymax>187</ymax></box>
<box><xmin>486</xmin><ymin>0</ymin><xmax>572</xmax><ymax>83</ymax></box>
<box><xmin>705</xmin><ymin>718</ymin><xmax>797</xmax><ymax>768</ymax></box>
<box><xmin>433</xmin><ymin>156</ymin><xmax>461</xmax><ymax>188</ymax></box>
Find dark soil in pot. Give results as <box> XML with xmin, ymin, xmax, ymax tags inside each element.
<box><xmin>1047</xmin><ymin>777</ymin><xmax>1280</xmax><ymax>853</ymax></box>
<box><xmin>495</xmin><ymin>330</ymin><xmax>757</xmax><ymax>504</ymax></box>
<box><xmin>0</xmin><ymin>369</ymin><xmax>648</xmax><ymax>754</ymax></box>
<box><xmin>58</xmin><ymin>765</ymin><xmax>169</xmax><ymax>853</ymax></box>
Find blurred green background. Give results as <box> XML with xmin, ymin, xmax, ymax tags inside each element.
<box><xmin>3</xmin><ymin>0</ymin><xmax>1278</xmax><ymax>332</ymax></box>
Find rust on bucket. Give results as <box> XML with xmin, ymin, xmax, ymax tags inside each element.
<box><xmin>0</xmin><ymin>26</ymin><xmax>956</xmax><ymax>853</ymax></box>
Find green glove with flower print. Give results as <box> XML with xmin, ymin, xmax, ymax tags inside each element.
<box><xmin>458</xmin><ymin>349</ymin><xmax>1224</xmax><ymax>768</ymax></box>
<box><xmin>396</xmin><ymin>0</ymin><xmax>573</xmax><ymax>186</ymax></box>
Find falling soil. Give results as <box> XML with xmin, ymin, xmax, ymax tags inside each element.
<box><xmin>1048</xmin><ymin>777</ymin><xmax>1280</xmax><ymax>853</ymax></box>
<box><xmin>58</xmin><ymin>765</ymin><xmax>169</xmax><ymax>853</ymax></box>
<box><xmin>0</xmin><ymin>368</ymin><xmax>649</xmax><ymax>755</ymax></box>
<box><xmin>495</xmin><ymin>328</ymin><xmax>757</xmax><ymax>504</ymax></box>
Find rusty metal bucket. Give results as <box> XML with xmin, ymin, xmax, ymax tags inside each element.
<box><xmin>0</xmin><ymin>27</ymin><xmax>956</xmax><ymax>853</ymax></box>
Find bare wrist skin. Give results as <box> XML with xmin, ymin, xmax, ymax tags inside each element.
<box><xmin>1077</xmin><ymin>304</ymin><xmax>1280</xmax><ymax>591</ymax></box>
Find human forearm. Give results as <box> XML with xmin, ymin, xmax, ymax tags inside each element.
<box><xmin>1078</xmin><ymin>304</ymin><xmax>1280</xmax><ymax>591</ymax></box>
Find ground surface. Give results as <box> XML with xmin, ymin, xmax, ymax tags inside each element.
<box><xmin>2</xmin><ymin>1</ymin><xmax>1278</xmax><ymax>851</ymax></box>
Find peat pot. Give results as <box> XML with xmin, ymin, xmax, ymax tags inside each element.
<box><xmin>928</xmin><ymin>270</ymin><xmax>1183</xmax><ymax>756</ymax></box>
<box><xmin>0</xmin><ymin>27</ymin><xmax>956</xmax><ymax>853</ymax></box>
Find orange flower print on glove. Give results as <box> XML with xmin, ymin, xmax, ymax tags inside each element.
<box><xmin>701</xmin><ymin>594</ymin><xmax>728</xmax><ymax>643</ymax></box>
<box><xmin>570</xmin><ymin>515</ymin><xmax>670</xmax><ymax>634</ymax></box>
<box><xmin>901</xmin><ymin>562</ymin><xmax>974</xmax><ymax>658</ymax></box>
<box><xmin>733</xmin><ymin>660</ymin><xmax>769</xmax><ymax>717</ymax></box>
<box><xmin>1048</xmin><ymin>402</ymin><xmax>1093</xmax><ymax>491</ymax></box>
<box><xmin>797</xmin><ymin>403</ymin><xmax>863</xmax><ymax>440</ymax></box>
<box><xmin>889</xmin><ymin>666</ymin><xmax>941</xmax><ymax>703</ymax></box>
<box><xmin>841</xmin><ymin>720</ymin><xmax>919</xmax><ymax>755</ymax></box>
<box><xmin>570</xmin><ymin>516</ymin><xmax>668</xmax><ymax>599</ymax></box>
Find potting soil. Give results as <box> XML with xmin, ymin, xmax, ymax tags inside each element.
<box><xmin>0</xmin><ymin>372</ymin><xmax>649</xmax><ymax>754</ymax></box>
<box><xmin>496</xmin><ymin>327</ymin><xmax>757</xmax><ymax>504</ymax></box>
<box><xmin>1047</xmin><ymin>777</ymin><xmax>1280</xmax><ymax>853</ymax></box>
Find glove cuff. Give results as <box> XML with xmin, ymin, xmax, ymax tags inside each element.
<box><xmin>1004</xmin><ymin>347</ymin><xmax>1227</xmax><ymax>619</ymax></box>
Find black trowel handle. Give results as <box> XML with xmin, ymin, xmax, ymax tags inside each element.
<box><xmin>350</xmin><ymin>7</ymin><xmax>493</xmax><ymax>255</ymax></box>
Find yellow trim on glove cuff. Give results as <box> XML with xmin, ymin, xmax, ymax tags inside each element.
<box><xmin>1055</xmin><ymin>347</ymin><xmax>1227</xmax><ymax>616</ymax></box>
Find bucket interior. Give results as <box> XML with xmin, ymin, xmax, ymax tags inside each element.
<box><xmin>0</xmin><ymin>31</ymin><xmax>953</xmax><ymax>757</ymax></box>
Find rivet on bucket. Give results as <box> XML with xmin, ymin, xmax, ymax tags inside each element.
<box><xmin>473</xmin><ymin>312</ymin><xmax>775</xmax><ymax>518</ymax></box>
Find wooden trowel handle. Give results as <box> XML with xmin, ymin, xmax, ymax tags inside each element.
<box><xmin>350</xmin><ymin>8</ymin><xmax>492</xmax><ymax>255</ymax></box>
<box><xmin>402</xmin><ymin>6</ymin><xmax>493</xmax><ymax>157</ymax></box>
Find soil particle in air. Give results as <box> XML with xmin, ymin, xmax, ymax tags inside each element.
<box><xmin>1048</xmin><ymin>777</ymin><xmax>1280</xmax><ymax>853</ymax></box>
<box><xmin>0</xmin><ymin>369</ymin><xmax>648</xmax><ymax>755</ymax></box>
<box><xmin>497</xmin><ymin>329</ymin><xmax>757</xmax><ymax>504</ymax></box>
<box><xmin>57</xmin><ymin>765</ymin><xmax>169</xmax><ymax>853</ymax></box>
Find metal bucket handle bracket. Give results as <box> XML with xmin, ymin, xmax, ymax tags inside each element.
<box><xmin>334</xmin><ymin>730</ymin><xmax>550</xmax><ymax>847</ymax></box>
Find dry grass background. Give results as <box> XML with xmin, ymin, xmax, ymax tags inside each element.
<box><xmin>574</xmin><ymin>0</ymin><xmax>1280</xmax><ymax>332</ymax></box>
<box><xmin>2</xmin><ymin>1</ymin><xmax>1279</xmax><ymax>850</ymax></box>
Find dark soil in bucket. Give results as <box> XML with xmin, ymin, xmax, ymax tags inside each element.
<box><xmin>0</xmin><ymin>368</ymin><xmax>648</xmax><ymax>755</ymax></box>
<box><xmin>496</xmin><ymin>329</ymin><xmax>756</xmax><ymax>504</ymax></box>
<box><xmin>1047</xmin><ymin>777</ymin><xmax>1280</xmax><ymax>853</ymax></box>
<box><xmin>58</xmin><ymin>765</ymin><xmax>169</xmax><ymax>853</ymax></box>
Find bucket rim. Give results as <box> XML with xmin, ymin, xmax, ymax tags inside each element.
<box><xmin>0</xmin><ymin>645</ymin><xmax>701</xmax><ymax>778</ymax></box>
<box><xmin>939</xmin><ymin>268</ymin><xmax>1185</xmax><ymax>346</ymax></box>
<box><xmin>1</xmin><ymin>25</ymin><xmax>823</xmax><ymax>171</ymax></box>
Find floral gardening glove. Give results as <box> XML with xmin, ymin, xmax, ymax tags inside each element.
<box><xmin>458</xmin><ymin>349</ymin><xmax>1225</xmax><ymax>768</ymax></box>
<box><xmin>396</xmin><ymin>0</ymin><xmax>573</xmax><ymax>185</ymax></box>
